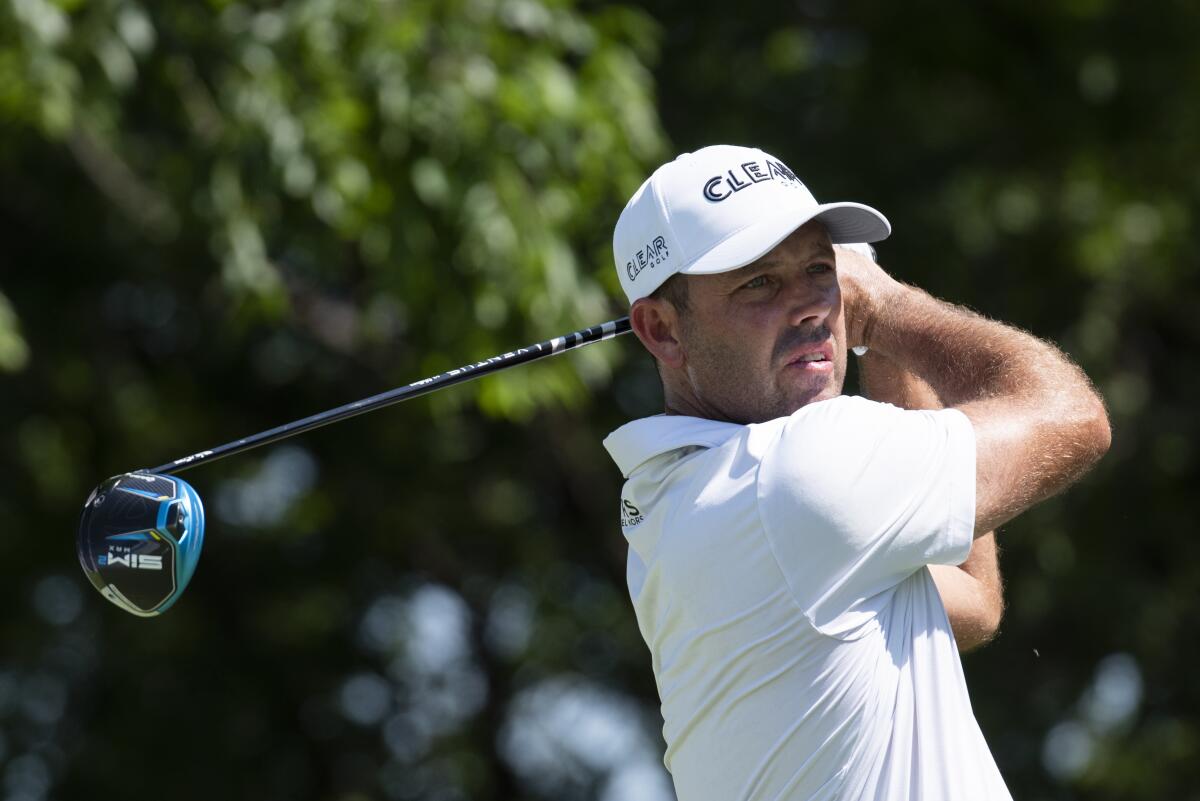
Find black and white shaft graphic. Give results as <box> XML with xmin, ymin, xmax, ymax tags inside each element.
<box><xmin>152</xmin><ymin>316</ymin><xmax>632</xmax><ymax>475</ymax></box>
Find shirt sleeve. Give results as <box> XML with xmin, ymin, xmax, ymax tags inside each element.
<box><xmin>755</xmin><ymin>395</ymin><xmax>976</xmax><ymax>637</ymax></box>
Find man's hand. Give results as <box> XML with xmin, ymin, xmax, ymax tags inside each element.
<box><xmin>835</xmin><ymin>243</ymin><xmax>903</xmax><ymax>352</ymax></box>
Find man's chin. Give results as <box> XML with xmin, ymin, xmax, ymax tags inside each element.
<box><xmin>782</xmin><ymin>373</ymin><xmax>842</xmax><ymax>412</ymax></box>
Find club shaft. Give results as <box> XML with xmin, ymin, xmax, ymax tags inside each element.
<box><xmin>151</xmin><ymin>317</ymin><xmax>632</xmax><ymax>475</ymax></box>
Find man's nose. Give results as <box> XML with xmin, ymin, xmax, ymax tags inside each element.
<box><xmin>785</xmin><ymin>280</ymin><xmax>836</xmax><ymax>328</ymax></box>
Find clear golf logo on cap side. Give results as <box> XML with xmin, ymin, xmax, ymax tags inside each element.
<box><xmin>625</xmin><ymin>234</ymin><xmax>670</xmax><ymax>283</ymax></box>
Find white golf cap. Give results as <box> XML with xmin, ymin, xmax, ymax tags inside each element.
<box><xmin>613</xmin><ymin>145</ymin><xmax>891</xmax><ymax>303</ymax></box>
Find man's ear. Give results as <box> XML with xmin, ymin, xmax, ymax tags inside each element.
<box><xmin>630</xmin><ymin>297</ymin><xmax>685</xmax><ymax>369</ymax></box>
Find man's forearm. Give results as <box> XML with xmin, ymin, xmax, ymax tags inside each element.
<box><xmin>863</xmin><ymin>283</ymin><xmax>1084</xmax><ymax>407</ymax></box>
<box><xmin>859</xmin><ymin>280</ymin><xmax>1110</xmax><ymax>533</ymax></box>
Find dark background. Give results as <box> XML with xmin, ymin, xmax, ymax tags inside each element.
<box><xmin>1</xmin><ymin>1</ymin><xmax>1197</xmax><ymax>799</ymax></box>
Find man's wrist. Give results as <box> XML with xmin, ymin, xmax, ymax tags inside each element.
<box><xmin>858</xmin><ymin>279</ymin><xmax>910</xmax><ymax>353</ymax></box>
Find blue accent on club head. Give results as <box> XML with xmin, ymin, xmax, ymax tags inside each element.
<box><xmin>106</xmin><ymin>531</ymin><xmax>155</xmax><ymax>542</ymax></box>
<box><xmin>162</xmin><ymin>477</ymin><xmax>205</xmax><ymax>612</ymax></box>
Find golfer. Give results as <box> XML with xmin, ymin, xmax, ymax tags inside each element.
<box><xmin>603</xmin><ymin>145</ymin><xmax>1110</xmax><ymax>800</ymax></box>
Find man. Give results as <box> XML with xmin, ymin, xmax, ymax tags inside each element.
<box><xmin>602</xmin><ymin>145</ymin><xmax>1110</xmax><ymax>800</ymax></box>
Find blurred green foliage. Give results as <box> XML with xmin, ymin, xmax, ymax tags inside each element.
<box><xmin>1</xmin><ymin>0</ymin><xmax>664</xmax><ymax>416</ymax></box>
<box><xmin>1</xmin><ymin>0</ymin><xmax>1199</xmax><ymax>800</ymax></box>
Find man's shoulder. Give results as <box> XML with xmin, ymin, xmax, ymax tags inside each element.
<box><xmin>757</xmin><ymin>396</ymin><xmax>954</xmax><ymax>487</ymax></box>
<box><xmin>755</xmin><ymin>395</ymin><xmax>895</xmax><ymax>448</ymax></box>
<box><xmin>759</xmin><ymin>396</ymin><xmax>976</xmax><ymax>510</ymax></box>
<box><xmin>785</xmin><ymin>393</ymin><xmax>895</xmax><ymax>424</ymax></box>
<box><xmin>773</xmin><ymin>394</ymin><xmax>967</xmax><ymax>441</ymax></box>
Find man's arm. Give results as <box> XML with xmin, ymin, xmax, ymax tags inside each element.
<box><xmin>929</xmin><ymin>532</ymin><xmax>1003</xmax><ymax>652</ymax></box>
<box><xmin>839</xmin><ymin>249</ymin><xmax>1111</xmax><ymax>536</ymax></box>
<box><xmin>855</xmin><ymin>342</ymin><xmax>1004</xmax><ymax>652</ymax></box>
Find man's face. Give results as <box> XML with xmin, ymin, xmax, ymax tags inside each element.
<box><xmin>673</xmin><ymin>221</ymin><xmax>846</xmax><ymax>424</ymax></box>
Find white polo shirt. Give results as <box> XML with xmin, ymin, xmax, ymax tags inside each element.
<box><xmin>603</xmin><ymin>395</ymin><xmax>1012</xmax><ymax>801</ymax></box>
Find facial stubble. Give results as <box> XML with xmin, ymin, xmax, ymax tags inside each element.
<box><xmin>678</xmin><ymin>315</ymin><xmax>847</xmax><ymax>424</ymax></box>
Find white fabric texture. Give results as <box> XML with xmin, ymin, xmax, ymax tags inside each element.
<box><xmin>602</xmin><ymin>395</ymin><xmax>1012</xmax><ymax>801</ymax></box>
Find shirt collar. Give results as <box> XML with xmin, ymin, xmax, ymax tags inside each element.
<box><xmin>603</xmin><ymin>414</ymin><xmax>745</xmax><ymax>478</ymax></box>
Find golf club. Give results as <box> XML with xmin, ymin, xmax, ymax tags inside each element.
<box><xmin>77</xmin><ymin>316</ymin><xmax>632</xmax><ymax>617</ymax></box>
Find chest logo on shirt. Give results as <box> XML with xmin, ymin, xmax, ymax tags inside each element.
<box><xmin>620</xmin><ymin>499</ymin><xmax>644</xmax><ymax>527</ymax></box>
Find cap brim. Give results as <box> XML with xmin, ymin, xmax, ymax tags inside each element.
<box><xmin>680</xmin><ymin>201</ymin><xmax>891</xmax><ymax>276</ymax></box>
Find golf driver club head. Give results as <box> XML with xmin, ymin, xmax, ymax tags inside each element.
<box><xmin>77</xmin><ymin>472</ymin><xmax>205</xmax><ymax>617</ymax></box>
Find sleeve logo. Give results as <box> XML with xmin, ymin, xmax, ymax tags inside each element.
<box><xmin>620</xmin><ymin>499</ymin><xmax>644</xmax><ymax>527</ymax></box>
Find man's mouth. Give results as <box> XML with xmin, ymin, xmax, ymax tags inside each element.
<box><xmin>783</xmin><ymin>344</ymin><xmax>835</xmax><ymax>372</ymax></box>
<box><xmin>773</xmin><ymin>326</ymin><xmax>836</xmax><ymax>378</ymax></box>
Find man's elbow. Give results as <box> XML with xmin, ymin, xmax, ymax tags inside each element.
<box><xmin>1058</xmin><ymin>392</ymin><xmax>1112</xmax><ymax>478</ymax></box>
<box><xmin>1084</xmin><ymin>395</ymin><xmax>1113</xmax><ymax>463</ymax></box>
<box><xmin>978</xmin><ymin>594</ymin><xmax>1005</xmax><ymax>648</ymax></box>
<box><xmin>957</xmin><ymin>593</ymin><xmax>1005</xmax><ymax>654</ymax></box>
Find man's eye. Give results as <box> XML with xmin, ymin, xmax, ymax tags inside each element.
<box><xmin>808</xmin><ymin>262</ymin><xmax>834</xmax><ymax>275</ymax></box>
<box><xmin>743</xmin><ymin>275</ymin><xmax>769</xmax><ymax>289</ymax></box>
